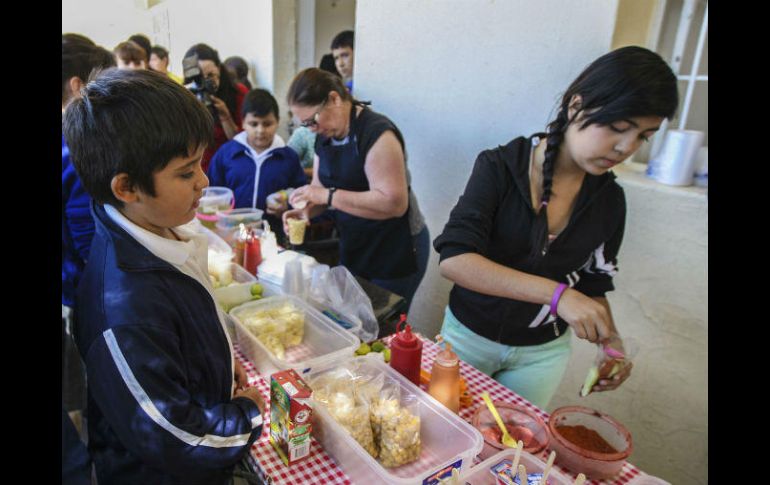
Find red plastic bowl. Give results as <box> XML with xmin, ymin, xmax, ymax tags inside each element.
<box><xmin>547</xmin><ymin>406</ymin><xmax>633</xmax><ymax>480</ymax></box>
<box><xmin>471</xmin><ymin>401</ymin><xmax>549</xmax><ymax>460</ymax></box>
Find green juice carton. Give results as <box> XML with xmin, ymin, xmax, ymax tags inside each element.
<box><xmin>269</xmin><ymin>369</ymin><xmax>313</xmax><ymax>465</ymax></box>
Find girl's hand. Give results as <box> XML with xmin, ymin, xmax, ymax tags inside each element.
<box><xmin>592</xmin><ymin>361</ymin><xmax>633</xmax><ymax>393</ymax></box>
<box><xmin>556</xmin><ymin>288</ymin><xmax>612</xmax><ymax>343</ymax></box>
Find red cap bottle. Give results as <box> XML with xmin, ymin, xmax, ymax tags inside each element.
<box><xmin>389</xmin><ymin>314</ymin><xmax>423</xmax><ymax>386</ymax></box>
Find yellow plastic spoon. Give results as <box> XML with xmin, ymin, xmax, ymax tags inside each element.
<box><xmin>481</xmin><ymin>391</ymin><xmax>518</xmax><ymax>448</ymax></box>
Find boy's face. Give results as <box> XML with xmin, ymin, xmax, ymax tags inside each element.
<box><xmin>117</xmin><ymin>57</ymin><xmax>147</xmax><ymax>71</ymax></box>
<box><xmin>123</xmin><ymin>146</ymin><xmax>209</xmax><ymax>237</ymax></box>
<box><xmin>149</xmin><ymin>53</ymin><xmax>168</xmax><ymax>72</ymax></box>
<box><xmin>243</xmin><ymin>112</ymin><xmax>279</xmax><ymax>153</ymax></box>
<box><xmin>332</xmin><ymin>46</ymin><xmax>354</xmax><ymax>80</ymax></box>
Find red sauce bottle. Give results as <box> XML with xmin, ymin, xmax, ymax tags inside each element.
<box><xmin>389</xmin><ymin>314</ymin><xmax>423</xmax><ymax>386</ymax></box>
<box><xmin>242</xmin><ymin>230</ymin><xmax>262</xmax><ymax>276</ymax></box>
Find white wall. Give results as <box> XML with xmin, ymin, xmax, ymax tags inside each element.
<box><xmin>62</xmin><ymin>0</ymin><xmax>153</xmax><ymax>54</ymax></box>
<box><xmin>62</xmin><ymin>0</ymin><xmax>274</xmax><ymax>91</ymax></box>
<box><xmin>314</xmin><ymin>0</ymin><xmax>356</xmax><ymax>66</ymax></box>
<box><xmin>354</xmin><ymin>0</ymin><xmax>618</xmax><ymax>337</ymax></box>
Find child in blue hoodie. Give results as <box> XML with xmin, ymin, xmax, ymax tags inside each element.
<box><xmin>208</xmin><ymin>88</ymin><xmax>307</xmax><ymax>237</ymax></box>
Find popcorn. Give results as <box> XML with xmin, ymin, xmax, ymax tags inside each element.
<box><xmin>240</xmin><ymin>303</ymin><xmax>305</xmax><ymax>358</ymax></box>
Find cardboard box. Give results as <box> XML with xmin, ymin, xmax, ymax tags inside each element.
<box><xmin>269</xmin><ymin>369</ymin><xmax>313</xmax><ymax>465</ymax></box>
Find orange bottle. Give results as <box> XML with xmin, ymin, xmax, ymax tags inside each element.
<box><xmin>428</xmin><ymin>339</ymin><xmax>460</xmax><ymax>413</ymax></box>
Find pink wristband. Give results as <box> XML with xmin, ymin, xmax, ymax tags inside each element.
<box><xmin>550</xmin><ymin>283</ymin><xmax>568</xmax><ymax>316</ymax></box>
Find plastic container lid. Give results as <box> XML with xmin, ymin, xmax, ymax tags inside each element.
<box><xmin>230</xmin><ymin>294</ymin><xmax>359</xmax><ymax>375</ymax></box>
<box><xmin>305</xmin><ymin>356</ymin><xmax>484</xmax><ymax>484</ymax></box>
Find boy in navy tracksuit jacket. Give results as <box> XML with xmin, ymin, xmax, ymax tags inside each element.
<box><xmin>208</xmin><ymin>88</ymin><xmax>307</xmax><ymax>235</ymax></box>
<box><xmin>63</xmin><ymin>68</ymin><xmax>265</xmax><ymax>485</ymax></box>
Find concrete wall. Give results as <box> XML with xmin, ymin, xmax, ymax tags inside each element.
<box><xmin>549</xmin><ymin>164</ymin><xmax>708</xmax><ymax>484</ymax></box>
<box><xmin>314</xmin><ymin>0</ymin><xmax>356</xmax><ymax>66</ymax></box>
<box><xmin>354</xmin><ymin>0</ymin><xmax>617</xmax><ymax>337</ymax></box>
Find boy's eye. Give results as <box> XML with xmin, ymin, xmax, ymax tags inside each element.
<box><xmin>180</xmin><ymin>172</ymin><xmax>195</xmax><ymax>179</ymax></box>
<box><xmin>609</xmin><ymin>124</ymin><xmax>629</xmax><ymax>133</ymax></box>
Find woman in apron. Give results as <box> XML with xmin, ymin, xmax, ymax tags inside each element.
<box><xmin>283</xmin><ymin>68</ymin><xmax>429</xmax><ymax>311</ymax></box>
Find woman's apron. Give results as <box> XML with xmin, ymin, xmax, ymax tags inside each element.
<box><xmin>316</xmin><ymin>104</ymin><xmax>417</xmax><ymax>279</ymax></box>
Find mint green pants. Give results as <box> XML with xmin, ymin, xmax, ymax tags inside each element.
<box><xmin>439</xmin><ymin>306</ymin><xmax>572</xmax><ymax>409</ymax></box>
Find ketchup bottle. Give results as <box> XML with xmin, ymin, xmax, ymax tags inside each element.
<box><xmin>428</xmin><ymin>339</ymin><xmax>460</xmax><ymax>413</ymax></box>
<box><xmin>242</xmin><ymin>229</ymin><xmax>262</xmax><ymax>276</ymax></box>
<box><xmin>389</xmin><ymin>314</ymin><xmax>423</xmax><ymax>386</ymax></box>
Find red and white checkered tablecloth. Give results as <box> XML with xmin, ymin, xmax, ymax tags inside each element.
<box><xmin>235</xmin><ymin>335</ymin><xmax>646</xmax><ymax>485</ymax></box>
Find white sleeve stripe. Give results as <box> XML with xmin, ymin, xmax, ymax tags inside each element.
<box><xmin>585</xmin><ymin>243</ymin><xmax>618</xmax><ymax>276</ymax></box>
<box><xmin>252</xmin><ymin>415</ymin><xmax>263</xmax><ymax>429</ymax></box>
<box><xmin>103</xmin><ymin>329</ymin><xmax>254</xmax><ymax>448</ymax></box>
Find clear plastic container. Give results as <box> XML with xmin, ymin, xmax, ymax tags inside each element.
<box><xmin>215</xmin><ymin>207</ymin><xmax>263</xmax><ymax>230</ymax></box>
<box><xmin>196</xmin><ymin>186</ymin><xmax>234</xmax><ymax>229</ymax></box>
<box><xmin>457</xmin><ymin>448</ymin><xmax>572</xmax><ymax>484</ymax></box>
<box><xmin>305</xmin><ymin>356</ymin><xmax>484</xmax><ymax>485</ymax></box>
<box><xmin>230</xmin><ymin>294</ymin><xmax>359</xmax><ymax>375</ymax></box>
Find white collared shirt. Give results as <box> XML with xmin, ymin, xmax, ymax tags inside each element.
<box><xmin>234</xmin><ymin>132</ymin><xmax>286</xmax><ymax>208</ymax></box>
<box><xmin>104</xmin><ymin>204</ymin><xmax>238</xmax><ymax>395</ymax></box>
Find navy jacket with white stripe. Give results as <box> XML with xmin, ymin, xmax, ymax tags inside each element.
<box><xmin>74</xmin><ymin>202</ymin><xmax>263</xmax><ymax>485</ymax></box>
<box><xmin>433</xmin><ymin>135</ymin><xmax>626</xmax><ymax>346</ymax></box>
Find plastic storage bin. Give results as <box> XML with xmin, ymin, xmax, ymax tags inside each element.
<box><xmin>216</xmin><ymin>207</ymin><xmax>263</xmax><ymax>230</ymax></box>
<box><xmin>230</xmin><ymin>294</ymin><xmax>359</xmax><ymax>375</ymax></box>
<box><xmin>305</xmin><ymin>356</ymin><xmax>484</xmax><ymax>485</ymax></box>
<box><xmin>457</xmin><ymin>448</ymin><xmax>572</xmax><ymax>484</ymax></box>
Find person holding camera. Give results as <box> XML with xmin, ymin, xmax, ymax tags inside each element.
<box><xmin>184</xmin><ymin>43</ymin><xmax>249</xmax><ymax>173</ymax></box>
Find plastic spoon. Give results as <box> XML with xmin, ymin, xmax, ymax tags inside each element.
<box><xmin>542</xmin><ymin>450</ymin><xmax>556</xmax><ymax>483</ymax></box>
<box><xmin>481</xmin><ymin>392</ymin><xmax>518</xmax><ymax>448</ymax></box>
<box><xmin>573</xmin><ymin>473</ymin><xmax>586</xmax><ymax>485</ymax></box>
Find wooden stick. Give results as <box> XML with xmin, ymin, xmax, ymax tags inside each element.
<box><xmin>541</xmin><ymin>450</ymin><xmax>556</xmax><ymax>482</ymax></box>
<box><xmin>511</xmin><ymin>439</ymin><xmax>524</xmax><ymax>474</ymax></box>
<box><xmin>574</xmin><ymin>473</ymin><xmax>586</xmax><ymax>485</ymax></box>
<box><xmin>518</xmin><ymin>464</ymin><xmax>528</xmax><ymax>485</ymax></box>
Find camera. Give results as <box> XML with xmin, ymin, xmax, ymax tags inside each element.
<box><xmin>182</xmin><ymin>54</ymin><xmax>217</xmax><ymax>114</ymax></box>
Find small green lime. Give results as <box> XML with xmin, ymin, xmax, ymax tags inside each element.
<box><xmin>371</xmin><ymin>341</ymin><xmax>386</xmax><ymax>353</ymax></box>
<box><xmin>382</xmin><ymin>348</ymin><xmax>391</xmax><ymax>363</ymax></box>
<box><xmin>355</xmin><ymin>342</ymin><xmax>372</xmax><ymax>356</ymax></box>
<box><xmin>250</xmin><ymin>283</ymin><xmax>263</xmax><ymax>296</ymax></box>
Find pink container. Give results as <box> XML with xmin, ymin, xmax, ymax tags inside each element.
<box><xmin>471</xmin><ymin>401</ymin><xmax>548</xmax><ymax>460</ymax></box>
<box><xmin>547</xmin><ymin>405</ymin><xmax>633</xmax><ymax>480</ymax></box>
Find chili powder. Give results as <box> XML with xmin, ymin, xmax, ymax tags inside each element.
<box><xmin>555</xmin><ymin>425</ymin><xmax>618</xmax><ymax>454</ymax></box>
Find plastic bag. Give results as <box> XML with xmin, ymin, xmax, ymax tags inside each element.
<box><xmin>307</xmin><ymin>265</ymin><xmax>378</xmax><ymax>341</ymax></box>
<box><xmin>371</xmin><ymin>378</ymin><xmax>421</xmax><ymax>468</ymax></box>
<box><xmin>310</xmin><ymin>364</ymin><xmax>379</xmax><ymax>458</ymax></box>
<box><xmin>580</xmin><ymin>335</ymin><xmax>638</xmax><ymax>397</ymax></box>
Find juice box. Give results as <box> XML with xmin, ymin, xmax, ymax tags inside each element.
<box><xmin>269</xmin><ymin>369</ymin><xmax>313</xmax><ymax>465</ymax></box>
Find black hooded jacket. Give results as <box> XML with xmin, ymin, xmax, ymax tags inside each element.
<box><xmin>433</xmin><ymin>135</ymin><xmax>626</xmax><ymax>346</ymax></box>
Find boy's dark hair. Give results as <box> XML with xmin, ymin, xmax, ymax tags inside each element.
<box><xmin>528</xmin><ymin>45</ymin><xmax>678</xmax><ymax>263</ymax></box>
<box><xmin>62</xmin><ymin>36</ymin><xmax>116</xmax><ymax>104</ymax></box>
<box><xmin>185</xmin><ymin>43</ymin><xmax>239</xmax><ymax>121</ymax></box>
<box><xmin>63</xmin><ymin>69</ymin><xmax>214</xmax><ymax>208</ymax></box>
<box><xmin>330</xmin><ymin>30</ymin><xmax>354</xmax><ymax>50</ymax></box>
<box><xmin>287</xmin><ymin>67</ymin><xmax>353</xmax><ymax>107</ymax></box>
<box><xmin>63</xmin><ymin>33</ymin><xmax>95</xmax><ymax>46</ymax></box>
<box><xmin>128</xmin><ymin>34</ymin><xmax>152</xmax><ymax>59</ymax></box>
<box><xmin>242</xmin><ymin>89</ymin><xmax>279</xmax><ymax>120</ymax></box>
<box><xmin>114</xmin><ymin>41</ymin><xmax>147</xmax><ymax>64</ymax></box>
<box><xmin>150</xmin><ymin>45</ymin><xmax>169</xmax><ymax>60</ymax></box>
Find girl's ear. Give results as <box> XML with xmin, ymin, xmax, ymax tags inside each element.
<box><xmin>111</xmin><ymin>173</ymin><xmax>139</xmax><ymax>204</ymax></box>
<box><xmin>328</xmin><ymin>90</ymin><xmax>342</xmax><ymax>106</ymax></box>
<box><xmin>567</xmin><ymin>94</ymin><xmax>583</xmax><ymax>121</ymax></box>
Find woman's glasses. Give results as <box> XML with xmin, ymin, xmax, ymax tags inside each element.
<box><xmin>299</xmin><ymin>101</ymin><xmax>327</xmax><ymax>128</ymax></box>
